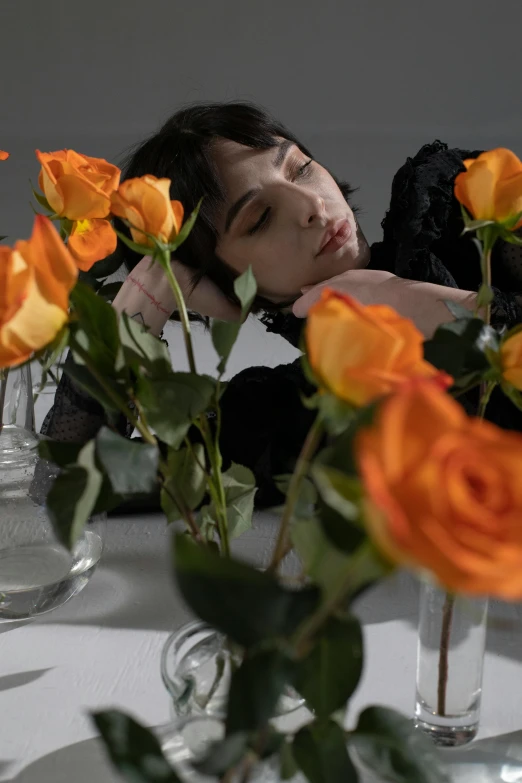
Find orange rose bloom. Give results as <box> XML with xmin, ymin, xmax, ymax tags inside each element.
<box><xmin>356</xmin><ymin>379</ymin><xmax>522</xmax><ymax>599</ymax></box>
<box><xmin>67</xmin><ymin>218</ymin><xmax>117</xmax><ymax>271</ymax></box>
<box><xmin>454</xmin><ymin>148</ymin><xmax>522</xmax><ymax>230</ymax></box>
<box><xmin>110</xmin><ymin>175</ymin><xmax>184</xmax><ymax>247</ymax></box>
<box><xmin>499</xmin><ymin>327</ymin><xmax>522</xmax><ymax>391</ymax></box>
<box><xmin>305</xmin><ymin>289</ymin><xmax>451</xmax><ymax>407</ymax></box>
<box><xmin>36</xmin><ymin>149</ymin><xmax>120</xmax><ymax>220</ymax></box>
<box><xmin>0</xmin><ymin>216</ymin><xmax>78</xmax><ymax>367</ymax></box>
<box><xmin>0</xmin><ymin>150</ymin><xmax>9</xmax><ymax>161</ymax></box>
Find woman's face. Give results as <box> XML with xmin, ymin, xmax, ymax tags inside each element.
<box><xmin>213</xmin><ymin>138</ymin><xmax>370</xmax><ymax>303</ymax></box>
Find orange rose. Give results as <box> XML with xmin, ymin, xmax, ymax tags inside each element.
<box><xmin>356</xmin><ymin>379</ymin><xmax>522</xmax><ymax>599</ymax></box>
<box><xmin>454</xmin><ymin>148</ymin><xmax>522</xmax><ymax>230</ymax></box>
<box><xmin>0</xmin><ymin>150</ymin><xmax>9</xmax><ymax>161</ymax></box>
<box><xmin>110</xmin><ymin>175</ymin><xmax>184</xmax><ymax>247</ymax></box>
<box><xmin>499</xmin><ymin>327</ymin><xmax>522</xmax><ymax>391</ymax></box>
<box><xmin>36</xmin><ymin>149</ymin><xmax>120</xmax><ymax>220</ymax></box>
<box><xmin>305</xmin><ymin>289</ymin><xmax>451</xmax><ymax>407</ymax></box>
<box><xmin>0</xmin><ymin>216</ymin><xmax>78</xmax><ymax>367</ymax></box>
<box><xmin>67</xmin><ymin>218</ymin><xmax>117</xmax><ymax>271</ymax></box>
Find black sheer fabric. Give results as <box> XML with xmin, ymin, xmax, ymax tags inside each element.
<box><xmin>40</xmin><ymin>140</ymin><xmax>522</xmax><ymax>510</ymax></box>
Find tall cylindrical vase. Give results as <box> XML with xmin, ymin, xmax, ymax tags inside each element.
<box><xmin>414</xmin><ymin>578</ymin><xmax>488</xmax><ymax>746</ymax></box>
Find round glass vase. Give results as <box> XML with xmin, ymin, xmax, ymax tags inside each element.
<box><xmin>161</xmin><ymin>620</ymin><xmax>305</xmax><ymax>727</ymax></box>
<box><xmin>0</xmin><ymin>364</ymin><xmax>106</xmax><ymax>622</ymax></box>
<box><xmin>414</xmin><ymin>577</ymin><xmax>488</xmax><ymax>747</ymax></box>
<box><xmin>160</xmin><ymin>621</ymin><xmax>308</xmax><ymax>782</ymax></box>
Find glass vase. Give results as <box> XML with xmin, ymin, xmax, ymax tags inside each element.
<box><xmin>159</xmin><ymin>621</ymin><xmax>308</xmax><ymax>782</ymax></box>
<box><xmin>0</xmin><ymin>364</ymin><xmax>106</xmax><ymax>622</ymax></box>
<box><xmin>161</xmin><ymin>620</ymin><xmax>305</xmax><ymax>726</ymax></box>
<box><xmin>414</xmin><ymin>578</ymin><xmax>488</xmax><ymax>746</ymax></box>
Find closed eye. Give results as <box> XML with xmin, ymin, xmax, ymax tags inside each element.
<box><xmin>247</xmin><ymin>158</ymin><xmax>314</xmax><ymax>236</ymax></box>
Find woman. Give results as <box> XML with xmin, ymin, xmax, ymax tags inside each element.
<box><xmin>41</xmin><ymin>101</ymin><xmax>522</xmax><ymax>506</ymax></box>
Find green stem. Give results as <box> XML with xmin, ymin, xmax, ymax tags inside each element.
<box><xmin>269</xmin><ymin>416</ymin><xmax>324</xmax><ymax>572</ymax></box>
<box><xmin>160</xmin><ymin>249</ymin><xmax>197</xmax><ymax>374</ymax></box>
<box><xmin>158</xmin><ymin>248</ymin><xmax>230</xmax><ymax>555</ymax></box>
<box><xmin>478</xmin><ymin>380</ymin><xmax>496</xmax><ymax>419</ymax></box>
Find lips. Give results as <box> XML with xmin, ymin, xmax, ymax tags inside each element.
<box><xmin>317</xmin><ymin>219</ymin><xmax>352</xmax><ymax>257</ymax></box>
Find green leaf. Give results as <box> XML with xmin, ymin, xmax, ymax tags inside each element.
<box><xmin>31</xmin><ymin>186</ymin><xmax>53</xmax><ymax>213</ymax></box>
<box><xmin>234</xmin><ymin>266</ymin><xmax>257</xmax><ymax>318</ymax></box>
<box><xmin>220</xmin><ymin>463</ymin><xmax>256</xmax><ymax>539</ymax></box>
<box><xmin>169</xmin><ymin>199</ymin><xmax>202</xmax><ymax>252</ymax></box>
<box><xmin>350</xmin><ymin>706</ymin><xmax>450</xmax><ymax>783</ymax></box>
<box><xmin>292</xmin><ymin>517</ymin><xmax>357</xmax><ymax>598</ymax></box>
<box><xmin>461</xmin><ymin>218</ymin><xmax>496</xmax><ymax>233</ymax></box>
<box><xmin>194</xmin><ymin>732</ymin><xmax>248</xmax><ymax>777</ymax></box>
<box><xmin>295</xmin><ymin>615</ymin><xmax>363</xmax><ymax>718</ymax></box>
<box><xmin>160</xmin><ymin>444</ymin><xmax>206</xmax><ymax>523</ymax></box>
<box><xmin>114</xmin><ymin>228</ymin><xmax>151</xmax><ymax>257</ymax></box>
<box><xmin>38</xmin><ymin>439</ymin><xmax>83</xmax><ymax>468</ymax></box>
<box><xmin>173</xmin><ymin>534</ymin><xmax>320</xmax><ymax>648</ymax></box>
<box><xmin>70</xmin><ymin>282</ymin><xmax>123</xmax><ymax>373</ymax></box>
<box><xmin>293</xmin><ymin>720</ymin><xmax>357</xmax><ymax>783</ymax></box>
<box><xmin>423</xmin><ymin>317</ymin><xmax>497</xmax><ymax>379</ymax></box>
<box><xmin>226</xmin><ymin>649</ymin><xmax>294</xmax><ymax>734</ymax></box>
<box><xmin>316</xmin><ymin>394</ymin><xmax>356</xmax><ymax>436</ymax></box>
<box><xmin>442</xmin><ymin>299</ymin><xmax>474</xmax><ymax>320</ymax></box>
<box><xmin>92</xmin><ymin>710</ymin><xmax>182</xmax><ymax>783</ymax></box>
<box><xmin>274</xmin><ymin>474</ymin><xmax>317</xmax><ymax>517</ymax></box>
<box><xmin>63</xmin><ymin>359</ymin><xmax>124</xmax><ymax>412</ymax></box>
<box><xmin>96</xmin><ymin>427</ymin><xmax>159</xmax><ymax>495</ymax></box>
<box><xmin>500</xmin><ymin>382</ymin><xmax>522</xmax><ymax>413</ymax></box>
<box><xmin>0</xmin><ymin>235</ymin><xmax>7</xmax><ymax>242</ymax></box>
<box><xmin>46</xmin><ymin>441</ymin><xmax>102</xmax><ymax>549</ymax></box>
<box><xmin>211</xmin><ymin>319</ymin><xmax>241</xmax><ymax>374</ymax></box>
<box><xmin>312</xmin><ymin>464</ymin><xmax>361</xmax><ymax>524</ymax></box>
<box><xmin>137</xmin><ymin>372</ymin><xmax>215</xmax><ymax>449</ymax></box>
<box><xmin>119</xmin><ymin>312</ymin><xmax>171</xmax><ymax>371</ymax></box>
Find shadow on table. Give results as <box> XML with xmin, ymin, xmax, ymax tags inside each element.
<box><xmin>0</xmin><ymin>669</ymin><xmax>51</xmax><ymax>692</ymax></box>
<box><xmin>38</xmin><ymin>552</ymin><xmax>191</xmax><ymax>633</ymax></box>
<box><xmin>9</xmin><ymin>737</ymin><xmax>118</xmax><ymax>783</ymax></box>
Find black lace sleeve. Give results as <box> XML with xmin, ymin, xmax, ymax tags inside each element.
<box><xmin>40</xmin><ymin>352</ymin><xmax>133</xmax><ymax>443</ymax></box>
<box><xmin>369</xmin><ymin>140</ymin><xmax>522</xmax><ymax>334</ymax></box>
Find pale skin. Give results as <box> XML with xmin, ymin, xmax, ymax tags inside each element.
<box><xmin>113</xmin><ymin>138</ymin><xmax>480</xmax><ymax>338</ymax></box>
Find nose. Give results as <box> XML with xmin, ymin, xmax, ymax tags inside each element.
<box><xmin>279</xmin><ymin>182</ymin><xmax>326</xmax><ymax>227</ymax></box>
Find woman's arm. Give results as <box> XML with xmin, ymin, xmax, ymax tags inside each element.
<box><xmin>112</xmin><ymin>255</ymin><xmax>240</xmax><ymax>334</ymax></box>
<box><xmin>292</xmin><ymin>269</ymin><xmax>480</xmax><ymax>338</ymax></box>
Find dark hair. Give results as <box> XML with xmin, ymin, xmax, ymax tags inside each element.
<box><xmin>114</xmin><ymin>101</ymin><xmax>357</xmax><ymax>316</ymax></box>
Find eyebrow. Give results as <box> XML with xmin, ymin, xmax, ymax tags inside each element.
<box><xmin>224</xmin><ymin>139</ymin><xmax>295</xmax><ymax>233</ymax></box>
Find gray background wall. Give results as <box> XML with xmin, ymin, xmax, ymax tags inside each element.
<box><xmin>2</xmin><ymin>0</ymin><xmax>522</xmax><ymax>392</ymax></box>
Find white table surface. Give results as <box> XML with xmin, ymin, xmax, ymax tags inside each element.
<box><xmin>2</xmin><ymin>511</ymin><xmax>522</xmax><ymax>783</ymax></box>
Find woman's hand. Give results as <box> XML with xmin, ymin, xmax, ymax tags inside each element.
<box><xmin>292</xmin><ymin>269</ymin><xmax>478</xmax><ymax>338</ymax></box>
<box><xmin>112</xmin><ymin>255</ymin><xmax>240</xmax><ymax>337</ymax></box>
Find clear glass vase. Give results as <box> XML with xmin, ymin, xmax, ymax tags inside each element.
<box><xmin>159</xmin><ymin>621</ymin><xmax>308</xmax><ymax>782</ymax></box>
<box><xmin>414</xmin><ymin>578</ymin><xmax>488</xmax><ymax>746</ymax></box>
<box><xmin>161</xmin><ymin>620</ymin><xmax>305</xmax><ymax>727</ymax></box>
<box><xmin>0</xmin><ymin>364</ymin><xmax>106</xmax><ymax>622</ymax></box>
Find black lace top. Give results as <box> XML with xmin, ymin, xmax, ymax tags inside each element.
<box><xmin>41</xmin><ymin>141</ymin><xmax>522</xmax><ymax>509</ymax></box>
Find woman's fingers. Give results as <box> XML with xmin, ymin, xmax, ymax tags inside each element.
<box><xmin>292</xmin><ymin>284</ymin><xmax>328</xmax><ymax>317</ymax></box>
